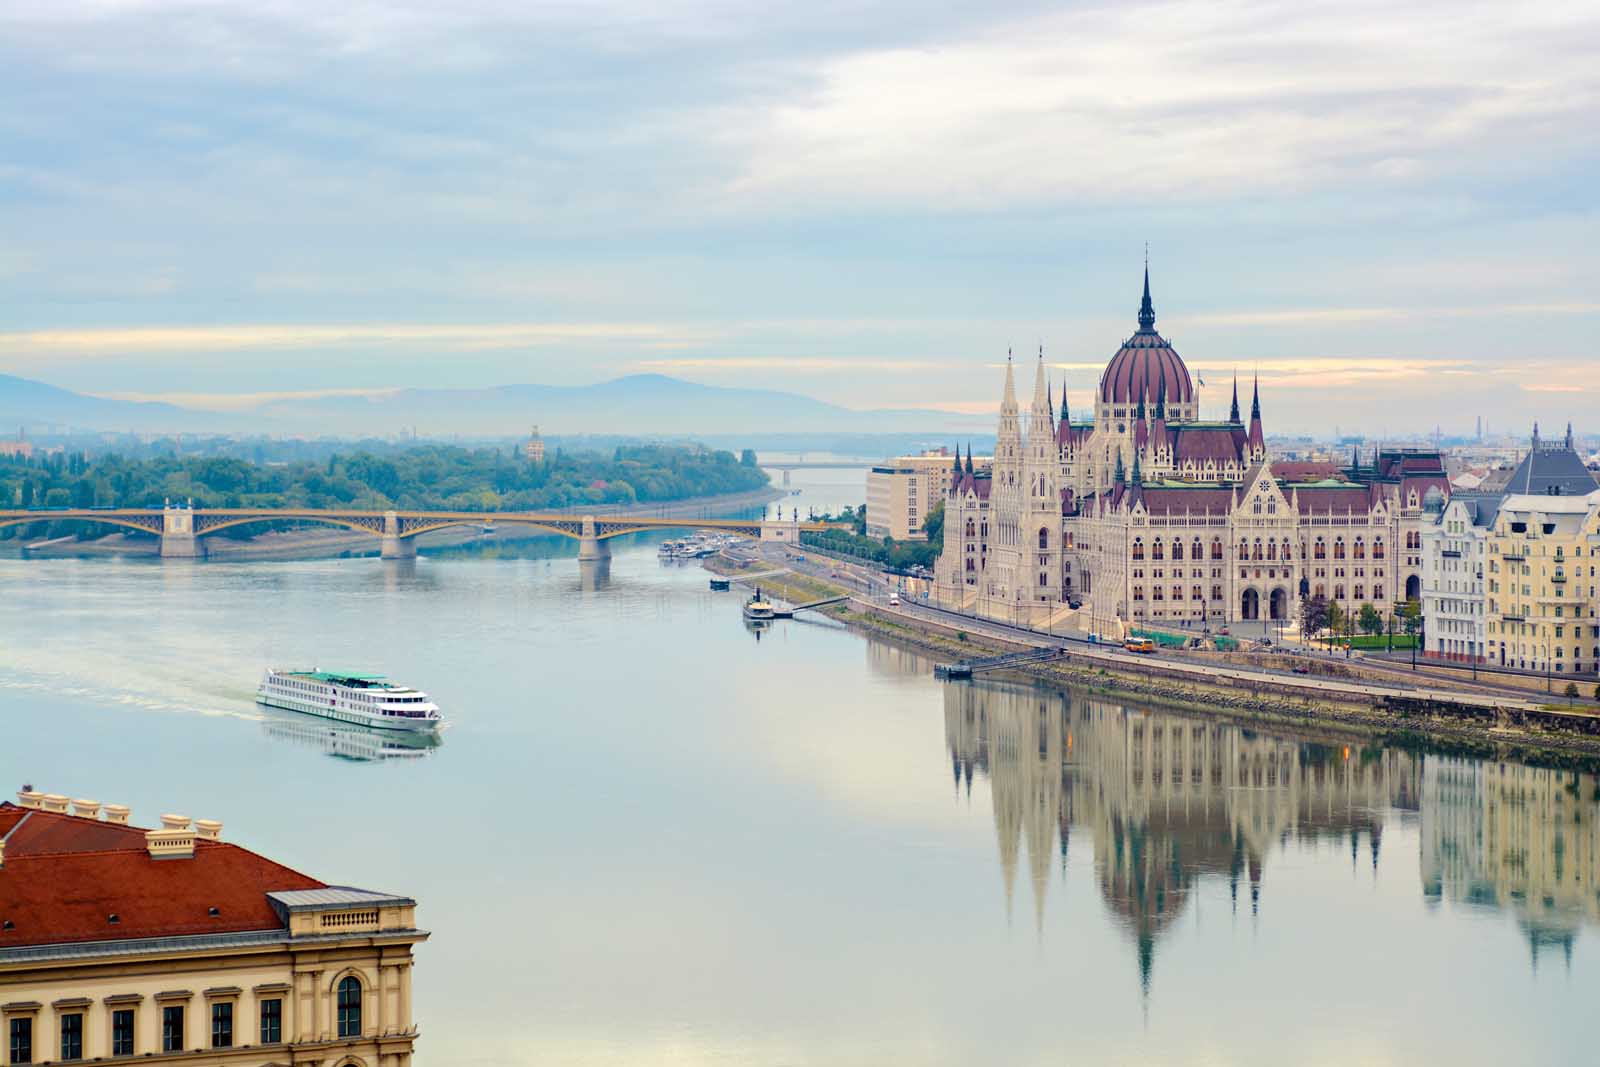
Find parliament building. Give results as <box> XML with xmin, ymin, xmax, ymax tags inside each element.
<box><xmin>933</xmin><ymin>271</ymin><xmax>1450</xmax><ymax>631</ymax></box>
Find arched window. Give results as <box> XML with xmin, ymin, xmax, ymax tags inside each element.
<box><xmin>1193</xmin><ymin>537</ymin><xmax>1204</xmax><ymax>560</ymax></box>
<box><xmin>1132</xmin><ymin>539</ymin><xmax>1145</xmax><ymax>561</ymax></box>
<box><xmin>1373</xmin><ymin>538</ymin><xmax>1385</xmax><ymax>560</ymax></box>
<box><xmin>1333</xmin><ymin>538</ymin><xmax>1346</xmax><ymax>560</ymax></box>
<box><xmin>337</xmin><ymin>977</ymin><xmax>362</xmax><ymax>1039</ymax></box>
<box><xmin>1253</xmin><ymin>538</ymin><xmax>1264</xmax><ymax>561</ymax></box>
<box><xmin>1353</xmin><ymin>537</ymin><xmax>1365</xmax><ymax>560</ymax></box>
<box><xmin>1211</xmin><ymin>538</ymin><xmax>1223</xmax><ymax>561</ymax></box>
<box><xmin>1267</xmin><ymin>541</ymin><xmax>1277</xmax><ymax>561</ymax></box>
<box><xmin>1038</xmin><ymin>528</ymin><xmax>1049</xmax><ymax>550</ymax></box>
<box><xmin>1152</xmin><ymin>539</ymin><xmax>1165</xmax><ymax>560</ymax></box>
<box><xmin>1314</xmin><ymin>538</ymin><xmax>1326</xmax><ymax>560</ymax></box>
<box><xmin>1172</xmin><ymin>540</ymin><xmax>1185</xmax><ymax>560</ymax></box>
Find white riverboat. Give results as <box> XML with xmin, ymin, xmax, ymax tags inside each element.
<box><xmin>256</xmin><ymin>669</ymin><xmax>443</xmax><ymax>732</ymax></box>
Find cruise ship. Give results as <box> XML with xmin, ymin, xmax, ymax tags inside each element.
<box><xmin>256</xmin><ymin>669</ymin><xmax>443</xmax><ymax>732</ymax></box>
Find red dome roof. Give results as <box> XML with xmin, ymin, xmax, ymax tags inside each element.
<box><xmin>1099</xmin><ymin>330</ymin><xmax>1194</xmax><ymax>406</ymax></box>
<box><xmin>1098</xmin><ymin>268</ymin><xmax>1193</xmax><ymax>406</ymax></box>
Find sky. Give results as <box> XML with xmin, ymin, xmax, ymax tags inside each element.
<box><xmin>0</xmin><ymin>0</ymin><xmax>1596</xmax><ymax>436</ymax></box>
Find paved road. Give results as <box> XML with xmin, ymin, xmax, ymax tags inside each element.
<box><xmin>737</xmin><ymin>541</ymin><xmax>1549</xmax><ymax>714</ymax></box>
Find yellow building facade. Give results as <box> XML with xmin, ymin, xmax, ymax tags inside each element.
<box><xmin>1483</xmin><ymin>491</ymin><xmax>1600</xmax><ymax>675</ymax></box>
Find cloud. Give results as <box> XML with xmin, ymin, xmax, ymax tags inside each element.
<box><xmin>0</xmin><ymin>322</ymin><xmax>716</xmax><ymax>357</ymax></box>
<box><xmin>630</xmin><ymin>356</ymin><xmax>937</xmax><ymax>372</ymax></box>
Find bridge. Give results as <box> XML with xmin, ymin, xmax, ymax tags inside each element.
<box><xmin>0</xmin><ymin>504</ymin><xmax>838</xmax><ymax>561</ymax></box>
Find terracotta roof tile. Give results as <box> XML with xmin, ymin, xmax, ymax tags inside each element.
<box><xmin>0</xmin><ymin>802</ymin><xmax>324</xmax><ymax>949</ymax></box>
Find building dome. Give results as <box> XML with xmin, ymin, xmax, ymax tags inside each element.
<box><xmin>1097</xmin><ymin>269</ymin><xmax>1195</xmax><ymax>408</ymax></box>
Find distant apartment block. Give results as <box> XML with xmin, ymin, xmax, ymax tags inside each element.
<box><xmin>867</xmin><ymin>448</ymin><xmax>992</xmax><ymax>540</ymax></box>
<box><xmin>524</xmin><ymin>426</ymin><xmax>545</xmax><ymax>464</ymax></box>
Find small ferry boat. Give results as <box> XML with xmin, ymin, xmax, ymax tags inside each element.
<box><xmin>256</xmin><ymin>669</ymin><xmax>443</xmax><ymax>732</ymax></box>
<box><xmin>742</xmin><ymin>590</ymin><xmax>776</xmax><ymax>621</ymax></box>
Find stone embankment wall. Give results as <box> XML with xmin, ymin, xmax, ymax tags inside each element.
<box><xmin>839</xmin><ymin>599</ymin><xmax>1600</xmax><ymax>764</ymax></box>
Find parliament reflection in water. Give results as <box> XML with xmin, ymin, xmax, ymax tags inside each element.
<box><xmin>945</xmin><ymin>683</ymin><xmax>1600</xmax><ymax>988</ymax></box>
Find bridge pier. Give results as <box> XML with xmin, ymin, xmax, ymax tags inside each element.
<box><xmin>577</xmin><ymin>515</ymin><xmax>611</xmax><ymax>562</ymax></box>
<box><xmin>161</xmin><ymin>504</ymin><xmax>203</xmax><ymax>558</ymax></box>
<box><xmin>380</xmin><ymin>510</ymin><xmax>417</xmax><ymax>559</ymax></box>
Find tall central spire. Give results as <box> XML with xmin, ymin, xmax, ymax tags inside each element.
<box><xmin>1137</xmin><ymin>260</ymin><xmax>1156</xmax><ymax>332</ymax></box>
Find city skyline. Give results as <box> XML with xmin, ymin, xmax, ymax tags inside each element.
<box><xmin>1</xmin><ymin>1</ymin><xmax>1596</xmax><ymax>434</ymax></box>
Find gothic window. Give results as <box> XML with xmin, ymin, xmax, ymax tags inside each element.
<box><xmin>1038</xmin><ymin>528</ymin><xmax>1049</xmax><ymax>550</ymax></box>
<box><xmin>1193</xmin><ymin>585</ymin><xmax>1203</xmax><ymax>602</ymax></box>
<box><xmin>1282</xmin><ymin>538</ymin><xmax>1292</xmax><ymax>560</ymax></box>
<box><xmin>1314</xmin><ymin>538</ymin><xmax>1326</xmax><ymax>560</ymax></box>
<box><xmin>1193</xmin><ymin>537</ymin><xmax>1204</xmax><ymax>560</ymax></box>
<box><xmin>1132</xmin><ymin>539</ymin><xmax>1145</xmax><ymax>561</ymax></box>
<box><xmin>1354</xmin><ymin>537</ymin><xmax>1365</xmax><ymax>560</ymax></box>
<box><xmin>1133</xmin><ymin>585</ymin><xmax>1145</xmax><ymax>601</ymax></box>
<box><xmin>1237</xmin><ymin>541</ymin><xmax>1249</xmax><ymax>560</ymax></box>
<box><xmin>1172</xmin><ymin>585</ymin><xmax>1183</xmax><ymax>601</ymax></box>
<box><xmin>1153</xmin><ymin>586</ymin><xmax>1164</xmax><ymax>601</ymax></box>
<box><xmin>1152</xmin><ymin>540</ymin><xmax>1165</xmax><ymax>561</ymax></box>
<box><xmin>1373</xmin><ymin>539</ymin><xmax>1384</xmax><ymax>559</ymax></box>
<box><xmin>1253</xmin><ymin>539</ymin><xmax>1264</xmax><ymax>561</ymax></box>
<box><xmin>1172</xmin><ymin>540</ymin><xmax>1185</xmax><ymax>561</ymax></box>
<box><xmin>1267</xmin><ymin>541</ymin><xmax>1277</xmax><ymax>561</ymax></box>
<box><xmin>1334</xmin><ymin>538</ymin><xmax>1346</xmax><ymax>560</ymax></box>
<box><xmin>1268</xmin><ymin>500</ymin><xmax>1277</xmax><ymax>515</ymax></box>
<box><xmin>1211</xmin><ymin>539</ymin><xmax>1223</xmax><ymax>561</ymax></box>
<box><xmin>1355</xmin><ymin>585</ymin><xmax>1364</xmax><ymax>600</ymax></box>
<box><xmin>1334</xmin><ymin>584</ymin><xmax>1345</xmax><ymax>600</ymax></box>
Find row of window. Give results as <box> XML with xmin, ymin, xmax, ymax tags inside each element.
<box><xmin>5</xmin><ymin>980</ymin><xmax>360</xmax><ymax>1063</ymax></box>
<box><xmin>1128</xmin><ymin>537</ymin><xmax>1390</xmax><ymax>563</ymax></box>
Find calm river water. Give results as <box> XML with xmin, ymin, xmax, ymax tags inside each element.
<box><xmin>4</xmin><ymin>532</ymin><xmax>1600</xmax><ymax>1065</ymax></box>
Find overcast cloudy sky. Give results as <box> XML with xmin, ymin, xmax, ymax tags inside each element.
<box><xmin>1</xmin><ymin>0</ymin><xmax>1595</xmax><ymax>434</ymax></box>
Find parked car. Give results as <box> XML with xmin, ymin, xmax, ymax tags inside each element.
<box><xmin>888</xmin><ymin>595</ymin><xmax>901</xmax><ymax>607</ymax></box>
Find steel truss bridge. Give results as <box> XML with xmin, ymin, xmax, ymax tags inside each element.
<box><xmin>0</xmin><ymin>506</ymin><xmax>838</xmax><ymax>560</ymax></box>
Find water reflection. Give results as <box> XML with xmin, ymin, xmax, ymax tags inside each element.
<box><xmin>1422</xmin><ymin>758</ymin><xmax>1599</xmax><ymax>967</ymax></box>
<box><xmin>945</xmin><ymin>682</ymin><xmax>1600</xmax><ymax>993</ymax></box>
<box><xmin>258</xmin><ymin>705</ymin><xmax>442</xmax><ymax>762</ymax></box>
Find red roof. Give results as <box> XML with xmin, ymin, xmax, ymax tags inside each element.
<box><xmin>1293</xmin><ymin>485</ymin><xmax>1381</xmax><ymax>513</ymax></box>
<box><xmin>1137</xmin><ymin>486</ymin><xmax>1235</xmax><ymax>515</ymax></box>
<box><xmin>1274</xmin><ymin>462</ymin><xmax>1343</xmax><ymax>482</ymax></box>
<box><xmin>0</xmin><ymin>802</ymin><xmax>324</xmax><ymax>949</ymax></box>
<box><xmin>1169</xmin><ymin>426</ymin><xmax>1246</xmax><ymax>464</ymax></box>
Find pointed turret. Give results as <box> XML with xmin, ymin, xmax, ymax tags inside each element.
<box><xmin>965</xmin><ymin>444</ymin><xmax>974</xmax><ymax>476</ymax></box>
<box><xmin>1002</xmin><ymin>348</ymin><xmax>1018</xmax><ymax>414</ymax></box>
<box><xmin>1154</xmin><ymin>380</ymin><xmax>1166</xmax><ymax>421</ymax></box>
<box><xmin>1566</xmin><ymin>422</ymin><xmax>1574</xmax><ymax>450</ymax></box>
<box><xmin>1247</xmin><ymin>373</ymin><xmax>1265</xmax><ymax>455</ymax></box>
<box><xmin>1131</xmin><ymin>453</ymin><xmax>1142</xmax><ymax>486</ymax></box>
<box><xmin>1137</xmin><ymin>264</ymin><xmax>1156</xmax><ymax>332</ymax></box>
<box><xmin>1229</xmin><ymin>374</ymin><xmax>1240</xmax><ymax>422</ymax></box>
<box><xmin>1114</xmin><ymin>450</ymin><xmax>1126</xmax><ymax>485</ymax></box>
<box><xmin>1059</xmin><ymin>381</ymin><xmax>1069</xmax><ymax>424</ymax></box>
<box><xmin>951</xmin><ymin>445</ymin><xmax>962</xmax><ymax>488</ymax></box>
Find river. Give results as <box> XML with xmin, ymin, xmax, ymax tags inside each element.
<box><xmin>4</xmin><ymin>533</ymin><xmax>1599</xmax><ymax>1065</ymax></box>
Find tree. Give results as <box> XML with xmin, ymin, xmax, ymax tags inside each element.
<box><xmin>1299</xmin><ymin>595</ymin><xmax>1329</xmax><ymax>639</ymax></box>
<box><xmin>1358</xmin><ymin>602</ymin><xmax>1383</xmax><ymax>636</ymax></box>
<box><xmin>739</xmin><ymin>449</ymin><xmax>758</xmax><ymax>467</ymax></box>
<box><xmin>1399</xmin><ymin>599</ymin><xmax>1422</xmax><ymax>635</ymax></box>
<box><xmin>1564</xmin><ymin>682</ymin><xmax>1580</xmax><ymax>700</ymax></box>
<box><xmin>921</xmin><ymin>501</ymin><xmax>945</xmax><ymax>551</ymax></box>
<box><xmin>1327</xmin><ymin>602</ymin><xmax>1347</xmax><ymax>638</ymax></box>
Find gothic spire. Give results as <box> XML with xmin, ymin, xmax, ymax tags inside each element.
<box><xmin>1059</xmin><ymin>380</ymin><xmax>1069</xmax><ymax>424</ymax></box>
<box><xmin>1154</xmin><ymin>380</ymin><xmax>1166</xmax><ymax>421</ymax></box>
<box><xmin>1114</xmin><ymin>449</ymin><xmax>1126</xmax><ymax>484</ymax></box>
<box><xmin>1250</xmin><ymin>373</ymin><xmax>1261</xmax><ymax>420</ymax></box>
<box><xmin>1132</xmin><ymin>453</ymin><xmax>1142</xmax><ymax>485</ymax></box>
<box><xmin>1138</xmin><ymin>262</ymin><xmax>1156</xmax><ymax>332</ymax></box>
<box><xmin>1135</xmin><ymin>389</ymin><xmax>1146</xmax><ymax>421</ymax></box>
<box><xmin>965</xmin><ymin>443</ymin><xmax>974</xmax><ymax>475</ymax></box>
<box><xmin>1229</xmin><ymin>373</ymin><xmax>1240</xmax><ymax>422</ymax></box>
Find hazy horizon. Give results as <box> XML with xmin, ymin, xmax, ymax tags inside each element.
<box><xmin>2</xmin><ymin>0</ymin><xmax>1596</xmax><ymax>434</ymax></box>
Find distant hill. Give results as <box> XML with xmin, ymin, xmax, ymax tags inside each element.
<box><xmin>0</xmin><ymin>372</ymin><xmax>984</xmax><ymax>437</ymax></box>
<box><xmin>251</xmin><ymin>374</ymin><xmax>978</xmax><ymax>436</ymax></box>
<box><xmin>0</xmin><ymin>373</ymin><xmax>227</xmax><ymax>434</ymax></box>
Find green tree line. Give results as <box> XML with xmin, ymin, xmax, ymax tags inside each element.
<box><xmin>0</xmin><ymin>444</ymin><xmax>768</xmax><ymax>539</ymax></box>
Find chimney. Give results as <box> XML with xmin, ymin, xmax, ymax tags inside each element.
<box><xmin>41</xmin><ymin>794</ymin><xmax>69</xmax><ymax>814</ymax></box>
<box><xmin>71</xmin><ymin>798</ymin><xmax>101</xmax><ymax>819</ymax></box>
<box><xmin>146</xmin><ymin>824</ymin><xmax>196</xmax><ymax>860</ymax></box>
<box><xmin>0</xmin><ymin>838</ymin><xmax>5</xmax><ymax>868</ymax></box>
<box><xmin>16</xmin><ymin>790</ymin><xmax>44</xmax><ymax>809</ymax></box>
<box><xmin>160</xmin><ymin>814</ymin><xmax>192</xmax><ymax>831</ymax></box>
<box><xmin>194</xmin><ymin>819</ymin><xmax>222</xmax><ymax>841</ymax></box>
<box><xmin>102</xmin><ymin>804</ymin><xmax>131</xmax><ymax>825</ymax></box>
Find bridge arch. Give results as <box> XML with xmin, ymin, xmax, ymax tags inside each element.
<box><xmin>195</xmin><ymin>515</ymin><xmax>383</xmax><ymax>538</ymax></box>
<box><xmin>398</xmin><ymin>518</ymin><xmax>581</xmax><ymax>540</ymax></box>
<box><xmin>0</xmin><ymin>515</ymin><xmax>162</xmax><ymax>537</ymax></box>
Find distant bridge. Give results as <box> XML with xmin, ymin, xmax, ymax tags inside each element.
<box><xmin>0</xmin><ymin>505</ymin><xmax>839</xmax><ymax>561</ymax></box>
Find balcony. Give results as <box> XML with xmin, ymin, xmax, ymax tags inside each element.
<box><xmin>1502</xmin><ymin>552</ymin><xmax>1527</xmax><ymax>562</ymax></box>
<box><xmin>1442</xmin><ymin>549</ymin><xmax>1462</xmax><ymax>558</ymax></box>
<box><xmin>1553</xmin><ymin>573</ymin><xmax>1568</xmax><ymax>584</ymax></box>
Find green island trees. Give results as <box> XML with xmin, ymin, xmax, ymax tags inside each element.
<box><xmin>0</xmin><ymin>443</ymin><xmax>769</xmax><ymax>541</ymax></box>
